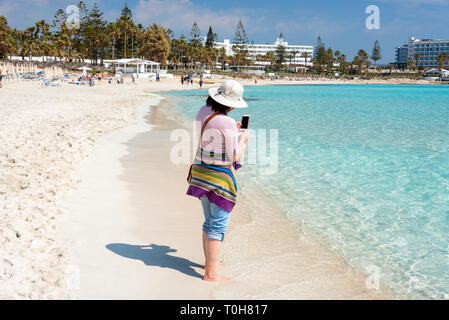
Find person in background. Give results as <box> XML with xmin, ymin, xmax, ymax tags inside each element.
<box><xmin>199</xmin><ymin>78</ymin><xmax>203</xmax><ymax>88</ymax></box>
<box><xmin>181</xmin><ymin>76</ymin><xmax>184</xmax><ymax>85</ymax></box>
<box><xmin>0</xmin><ymin>70</ymin><xmax>3</xmax><ymax>89</ymax></box>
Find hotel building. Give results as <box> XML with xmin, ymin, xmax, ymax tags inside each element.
<box><xmin>213</xmin><ymin>38</ymin><xmax>314</xmax><ymax>68</ymax></box>
<box><xmin>396</xmin><ymin>37</ymin><xmax>449</xmax><ymax>68</ymax></box>
<box><xmin>395</xmin><ymin>44</ymin><xmax>409</xmax><ymax>70</ymax></box>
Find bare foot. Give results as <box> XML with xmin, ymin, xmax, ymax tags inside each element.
<box><xmin>200</xmin><ymin>263</ymin><xmax>224</xmax><ymax>269</ymax></box>
<box><xmin>202</xmin><ymin>274</ymin><xmax>231</xmax><ymax>282</ymax></box>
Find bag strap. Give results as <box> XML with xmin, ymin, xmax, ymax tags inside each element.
<box><xmin>200</xmin><ymin>111</ymin><xmax>221</xmax><ymax>139</ymax></box>
<box><xmin>199</xmin><ymin>111</ymin><xmax>224</xmax><ymax>163</ymax></box>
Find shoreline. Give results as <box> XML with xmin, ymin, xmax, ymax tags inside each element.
<box><xmin>1</xmin><ymin>78</ymin><xmax>402</xmax><ymax>299</ymax></box>
<box><xmin>156</xmin><ymin>92</ymin><xmax>394</xmax><ymax>299</ymax></box>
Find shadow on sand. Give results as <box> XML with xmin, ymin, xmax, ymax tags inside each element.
<box><xmin>106</xmin><ymin>243</ymin><xmax>204</xmax><ymax>279</ymax></box>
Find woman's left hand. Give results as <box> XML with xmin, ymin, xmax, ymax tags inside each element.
<box><xmin>236</xmin><ymin>122</ymin><xmax>242</xmax><ymax>130</ymax></box>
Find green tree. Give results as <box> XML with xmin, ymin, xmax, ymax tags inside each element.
<box><xmin>169</xmin><ymin>37</ymin><xmax>187</xmax><ymax>69</ymax></box>
<box><xmin>301</xmin><ymin>51</ymin><xmax>310</xmax><ymax>69</ymax></box>
<box><xmin>0</xmin><ymin>16</ymin><xmax>16</xmax><ymax>59</ymax></box>
<box><xmin>353</xmin><ymin>49</ymin><xmax>369</xmax><ymax>73</ymax></box>
<box><xmin>190</xmin><ymin>22</ymin><xmax>202</xmax><ymax>48</ymax></box>
<box><xmin>325</xmin><ymin>48</ymin><xmax>334</xmax><ymax>69</ymax></box>
<box><xmin>313</xmin><ymin>36</ymin><xmax>327</xmax><ymax>71</ymax></box>
<box><xmin>414</xmin><ymin>53</ymin><xmax>421</xmax><ymax>70</ymax></box>
<box><xmin>408</xmin><ymin>57</ymin><xmax>416</xmax><ymax>71</ymax></box>
<box><xmin>108</xmin><ymin>22</ymin><xmax>120</xmax><ymax>60</ymax></box>
<box><xmin>437</xmin><ymin>53</ymin><xmax>449</xmax><ymax>68</ymax></box>
<box><xmin>338</xmin><ymin>54</ymin><xmax>347</xmax><ymax>73</ymax></box>
<box><xmin>275</xmin><ymin>40</ymin><xmax>287</xmax><ymax>70</ymax></box>
<box><xmin>34</xmin><ymin>19</ymin><xmax>51</xmax><ymax>60</ymax></box>
<box><xmin>232</xmin><ymin>19</ymin><xmax>249</xmax><ymax>66</ymax></box>
<box><xmin>218</xmin><ymin>47</ymin><xmax>227</xmax><ymax>70</ymax></box>
<box><xmin>290</xmin><ymin>49</ymin><xmax>299</xmax><ymax>68</ymax></box>
<box><xmin>86</xmin><ymin>3</ymin><xmax>108</xmax><ymax>64</ymax></box>
<box><xmin>117</xmin><ymin>2</ymin><xmax>135</xmax><ymax>59</ymax></box>
<box><xmin>264</xmin><ymin>51</ymin><xmax>276</xmax><ymax>69</ymax></box>
<box><xmin>371</xmin><ymin>40</ymin><xmax>382</xmax><ymax>67</ymax></box>
<box><xmin>205</xmin><ymin>26</ymin><xmax>216</xmax><ymax>48</ymax></box>
<box><xmin>314</xmin><ymin>36</ymin><xmax>324</xmax><ymax>60</ymax></box>
<box><xmin>358</xmin><ymin>49</ymin><xmax>369</xmax><ymax>68</ymax></box>
<box><xmin>138</xmin><ymin>24</ymin><xmax>171</xmax><ymax>68</ymax></box>
<box><xmin>52</xmin><ymin>7</ymin><xmax>78</xmax><ymax>62</ymax></box>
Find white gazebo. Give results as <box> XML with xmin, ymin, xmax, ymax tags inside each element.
<box><xmin>108</xmin><ymin>58</ymin><xmax>160</xmax><ymax>78</ymax></box>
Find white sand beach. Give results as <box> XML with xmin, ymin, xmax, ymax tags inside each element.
<box><xmin>1</xmin><ymin>77</ymin><xmax>393</xmax><ymax>299</ymax></box>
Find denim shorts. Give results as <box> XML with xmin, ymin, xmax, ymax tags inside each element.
<box><xmin>200</xmin><ymin>195</ymin><xmax>231</xmax><ymax>242</ymax></box>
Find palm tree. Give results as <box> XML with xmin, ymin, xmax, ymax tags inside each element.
<box><xmin>437</xmin><ymin>53</ymin><xmax>449</xmax><ymax>68</ymax></box>
<box><xmin>413</xmin><ymin>53</ymin><xmax>421</xmax><ymax>70</ymax></box>
<box><xmin>290</xmin><ymin>49</ymin><xmax>298</xmax><ymax>70</ymax></box>
<box><xmin>169</xmin><ymin>37</ymin><xmax>187</xmax><ymax>70</ymax></box>
<box><xmin>35</xmin><ymin>20</ymin><xmax>51</xmax><ymax>60</ymax></box>
<box><xmin>218</xmin><ymin>47</ymin><xmax>227</xmax><ymax>70</ymax></box>
<box><xmin>286</xmin><ymin>53</ymin><xmax>294</xmax><ymax>71</ymax></box>
<box><xmin>300</xmin><ymin>51</ymin><xmax>310</xmax><ymax>72</ymax></box>
<box><xmin>356</xmin><ymin>49</ymin><xmax>369</xmax><ymax>72</ymax></box>
<box><xmin>407</xmin><ymin>57</ymin><xmax>416</xmax><ymax>71</ymax></box>
<box><xmin>338</xmin><ymin>54</ymin><xmax>347</xmax><ymax>73</ymax></box>
<box><xmin>264</xmin><ymin>51</ymin><xmax>276</xmax><ymax>70</ymax></box>
<box><xmin>0</xmin><ymin>16</ymin><xmax>17</xmax><ymax>60</ymax></box>
<box><xmin>137</xmin><ymin>24</ymin><xmax>171</xmax><ymax>68</ymax></box>
<box><xmin>301</xmin><ymin>52</ymin><xmax>310</xmax><ymax>68</ymax></box>
<box><xmin>325</xmin><ymin>48</ymin><xmax>334</xmax><ymax>70</ymax></box>
<box><xmin>108</xmin><ymin>22</ymin><xmax>121</xmax><ymax>60</ymax></box>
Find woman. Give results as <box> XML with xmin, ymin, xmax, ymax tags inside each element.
<box><xmin>187</xmin><ymin>80</ymin><xmax>250</xmax><ymax>281</ymax></box>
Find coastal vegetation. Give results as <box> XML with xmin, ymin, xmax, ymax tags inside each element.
<box><xmin>1</xmin><ymin>1</ymin><xmax>448</xmax><ymax>77</ymax></box>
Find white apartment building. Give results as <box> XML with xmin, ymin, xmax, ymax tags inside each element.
<box><xmin>213</xmin><ymin>38</ymin><xmax>314</xmax><ymax>67</ymax></box>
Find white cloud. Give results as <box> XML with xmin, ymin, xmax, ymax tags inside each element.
<box><xmin>133</xmin><ymin>0</ymin><xmax>253</xmax><ymax>38</ymax></box>
<box><xmin>131</xmin><ymin>0</ymin><xmax>359</xmax><ymax>43</ymax></box>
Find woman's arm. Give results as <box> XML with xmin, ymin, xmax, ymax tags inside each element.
<box><xmin>233</xmin><ymin>130</ymin><xmax>250</xmax><ymax>163</ymax></box>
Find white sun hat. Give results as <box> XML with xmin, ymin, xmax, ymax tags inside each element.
<box><xmin>208</xmin><ymin>80</ymin><xmax>248</xmax><ymax>109</ymax></box>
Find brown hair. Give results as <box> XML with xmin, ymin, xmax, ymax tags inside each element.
<box><xmin>206</xmin><ymin>96</ymin><xmax>232</xmax><ymax>115</ymax></box>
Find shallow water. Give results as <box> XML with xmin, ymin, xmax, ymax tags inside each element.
<box><xmin>166</xmin><ymin>84</ymin><xmax>449</xmax><ymax>299</ymax></box>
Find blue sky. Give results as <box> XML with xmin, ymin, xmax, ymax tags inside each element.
<box><xmin>1</xmin><ymin>0</ymin><xmax>449</xmax><ymax>62</ymax></box>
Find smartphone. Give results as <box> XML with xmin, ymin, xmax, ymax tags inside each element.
<box><xmin>241</xmin><ymin>115</ymin><xmax>250</xmax><ymax>130</ymax></box>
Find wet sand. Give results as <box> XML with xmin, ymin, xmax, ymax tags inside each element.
<box><xmin>60</xmin><ymin>91</ymin><xmax>393</xmax><ymax>299</ymax></box>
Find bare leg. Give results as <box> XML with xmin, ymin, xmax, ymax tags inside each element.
<box><xmin>202</xmin><ymin>231</ymin><xmax>207</xmax><ymax>260</ymax></box>
<box><xmin>203</xmin><ymin>238</ymin><xmax>230</xmax><ymax>281</ymax></box>
<box><xmin>202</xmin><ymin>232</ymin><xmax>222</xmax><ymax>269</ymax></box>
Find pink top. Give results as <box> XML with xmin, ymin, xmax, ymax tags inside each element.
<box><xmin>195</xmin><ymin>105</ymin><xmax>239</xmax><ymax>165</ymax></box>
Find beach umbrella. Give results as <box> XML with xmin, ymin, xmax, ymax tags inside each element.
<box><xmin>78</xmin><ymin>66</ymin><xmax>92</xmax><ymax>76</ymax></box>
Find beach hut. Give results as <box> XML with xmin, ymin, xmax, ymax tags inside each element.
<box><xmin>108</xmin><ymin>58</ymin><xmax>160</xmax><ymax>78</ymax></box>
<box><xmin>78</xmin><ymin>66</ymin><xmax>92</xmax><ymax>76</ymax></box>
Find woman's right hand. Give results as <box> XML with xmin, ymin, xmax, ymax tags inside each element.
<box><xmin>240</xmin><ymin>129</ymin><xmax>250</xmax><ymax>143</ymax></box>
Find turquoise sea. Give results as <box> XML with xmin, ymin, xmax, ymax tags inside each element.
<box><xmin>166</xmin><ymin>84</ymin><xmax>449</xmax><ymax>299</ymax></box>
